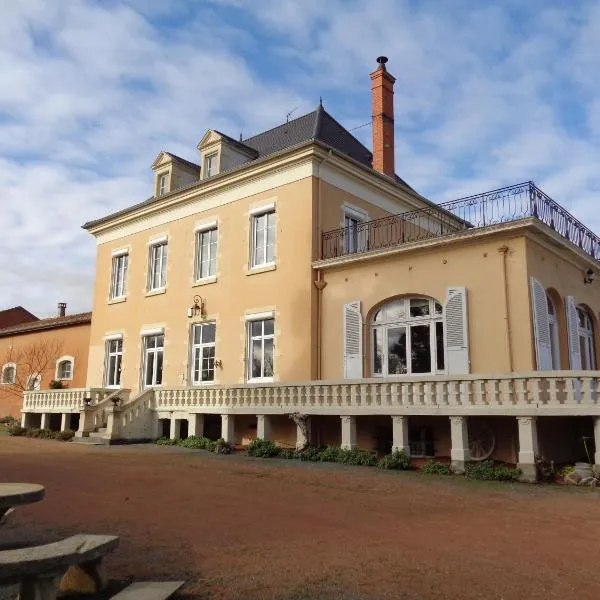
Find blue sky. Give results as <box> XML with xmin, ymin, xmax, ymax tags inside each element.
<box><xmin>2</xmin><ymin>0</ymin><xmax>600</xmax><ymax>316</ymax></box>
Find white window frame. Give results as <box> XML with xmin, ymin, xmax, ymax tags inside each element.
<box><xmin>55</xmin><ymin>356</ymin><xmax>74</xmax><ymax>381</ymax></box>
<box><xmin>547</xmin><ymin>294</ymin><xmax>561</xmax><ymax>370</ymax></box>
<box><xmin>104</xmin><ymin>337</ymin><xmax>123</xmax><ymax>388</ymax></box>
<box><xmin>194</xmin><ymin>225</ymin><xmax>218</xmax><ymax>281</ymax></box>
<box><xmin>250</xmin><ymin>209</ymin><xmax>276</xmax><ymax>269</ymax></box>
<box><xmin>142</xmin><ymin>333</ymin><xmax>164</xmax><ymax>388</ymax></box>
<box><xmin>246</xmin><ymin>314</ymin><xmax>275</xmax><ymax>382</ymax></box>
<box><xmin>577</xmin><ymin>306</ymin><xmax>596</xmax><ymax>370</ymax></box>
<box><xmin>158</xmin><ymin>173</ymin><xmax>169</xmax><ymax>196</ymax></box>
<box><xmin>1</xmin><ymin>362</ymin><xmax>16</xmax><ymax>385</ymax></box>
<box><xmin>110</xmin><ymin>253</ymin><xmax>128</xmax><ymax>299</ymax></box>
<box><xmin>342</xmin><ymin>204</ymin><xmax>368</xmax><ymax>255</ymax></box>
<box><xmin>190</xmin><ymin>322</ymin><xmax>216</xmax><ymax>385</ymax></box>
<box><xmin>204</xmin><ymin>153</ymin><xmax>217</xmax><ymax>178</ymax></box>
<box><xmin>147</xmin><ymin>241</ymin><xmax>168</xmax><ymax>291</ymax></box>
<box><xmin>370</xmin><ymin>297</ymin><xmax>445</xmax><ymax>377</ymax></box>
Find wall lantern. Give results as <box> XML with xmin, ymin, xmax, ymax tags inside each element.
<box><xmin>584</xmin><ymin>268</ymin><xmax>595</xmax><ymax>285</ymax></box>
<box><xmin>83</xmin><ymin>397</ymin><xmax>92</xmax><ymax>408</ymax></box>
<box><xmin>187</xmin><ymin>295</ymin><xmax>206</xmax><ymax>319</ymax></box>
<box><xmin>111</xmin><ymin>396</ymin><xmax>120</xmax><ymax>407</ymax></box>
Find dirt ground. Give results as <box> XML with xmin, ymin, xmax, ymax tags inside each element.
<box><xmin>1</xmin><ymin>437</ymin><xmax>600</xmax><ymax>600</ymax></box>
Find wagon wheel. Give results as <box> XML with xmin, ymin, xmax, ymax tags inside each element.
<box><xmin>468</xmin><ymin>420</ymin><xmax>496</xmax><ymax>461</ymax></box>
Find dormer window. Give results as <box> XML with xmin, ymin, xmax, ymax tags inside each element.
<box><xmin>204</xmin><ymin>153</ymin><xmax>217</xmax><ymax>178</ymax></box>
<box><xmin>158</xmin><ymin>173</ymin><xmax>169</xmax><ymax>196</ymax></box>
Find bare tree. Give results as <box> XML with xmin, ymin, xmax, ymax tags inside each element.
<box><xmin>1</xmin><ymin>339</ymin><xmax>64</xmax><ymax>397</ymax></box>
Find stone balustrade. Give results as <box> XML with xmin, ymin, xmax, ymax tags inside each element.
<box><xmin>22</xmin><ymin>388</ymin><xmax>110</xmax><ymax>413</ymax></box>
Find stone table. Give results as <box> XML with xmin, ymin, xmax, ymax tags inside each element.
<box><xmin>0</xmin><ymin>484</ymin><xmax>44</xmax><ymax>526</ymax></box>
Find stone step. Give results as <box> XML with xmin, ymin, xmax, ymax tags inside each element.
<box><xmin>110</xmin><ymin>581</ymin><xmax>185</xmax><ymax>600</ymax></box>
<box><xmin>72</xmin><ymin>436</ymin><xmax>109</xmax><ymax>446</ymax></box>
<box><xmin>96</xmin><ymin>427</ymin><xmax>108</xmax><ymax>434</ymax></box>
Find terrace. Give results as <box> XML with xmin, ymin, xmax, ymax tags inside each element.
<box><xmin>321</xmin><ymin>181</ymin><xmax>600</xmax><ymax>261</ymax></box>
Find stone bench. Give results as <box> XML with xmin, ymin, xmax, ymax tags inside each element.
<box><xmin>0</xmin><ymin>534</ymin><xmax>119</xmax><ymax>600</ymax></box>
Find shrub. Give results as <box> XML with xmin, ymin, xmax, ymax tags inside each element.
<box><xmin>318</xmin><ymin>446</ymin><xmax>342</xmax><ymax>463</ymax></box>
<box><xmin>0</xmin><ymin>416</ymin><xmax>18</xmax><ymax>426</ymax></box>
<box><xmin>49</xmin><ymin>380</ymin><xmax>64</xmax><ymax>390</ymax></box>
<box><xmin>558</xmin><ymin>465</ymin><xmax>575</xmax><ymax>478</ymax></box>
<box><xmin>57</xmin><ymin>429</ymin><xmax>75</xmax><ymax>441</ymax></box>
<box><xmin>214</xmin><ymin>438</ymin><xmax>232</xmax><ymax>454</ymax></box>
<box><xmin>8</xmin><ymin>426</ymin><xmax>73</xmax><ymax>441</ymax></box>
<box><xmin>295</xmin><ymin>446</ymin><xmax>323</xmax><ymax>461</ymax></box>
<box><xmin>420</xmin><ymin>460</ymin><xmax>452</xmax><ymax>475</ymax></box>
<box><xmin>180</xmin><ymin>435</ymin><xmax>212</xmax><ymax>450</ymax></box>
<box><xmin>247</xmin><ymin>438</ymin><xmax>281</xmax><ymax>458</ymax></box>
<box><xmin>336</xmin><ymin>448</ymin><xmax>378</xmax><ymax>466</ymax></box>
<box><xmin>8</xmin><ymin>425</ymin><xmax>26</xmax><ymax>436</ymax></box>
<box><xmin>377</xmin><ymin>450</ymin><xmax>411</xmax><ymax>470</ymax></box>
<box><xmin>155</xmin><ymin>437</ymin><xmax>178</xmax><ymax>446</ymax></box>
<box><xmin>279</xmin><ymin>449</ymin><xmax>296</xmax><ymax>459</ymax></box>
<box><xmin>465</xmin><ymin>460</ymin><xmax>521</xmax><ymax>482</ymax></box>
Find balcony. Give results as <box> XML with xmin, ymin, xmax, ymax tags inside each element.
<box><xmin>321</xmin><ymin>181</ymin><xmax>600</xmax><ymax>262</ymax></box>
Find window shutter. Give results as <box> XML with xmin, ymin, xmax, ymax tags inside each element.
<box><xmin>343</xmin><ymin>301</ymin><xmax>363</xmax><ymax>379</ymax></box>
<box><xmin>530</xmin><ymin>277</ymin><xmax>553</xmax><ymax>370</ymax></box>
<box><xmin>565</xmin><ymin>295</ymin><xmax>582</xmax><ymax>369</ymax></box>
<box><xmin>444</xmin><ymin>287</ymin><xmax>469</xmax><ymax>374</ymax></box>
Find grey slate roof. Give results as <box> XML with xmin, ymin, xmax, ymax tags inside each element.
<box><xmin>83</xmin><ymin>105</ymin><xmax>413</xmax><ymax>229</ymax></box>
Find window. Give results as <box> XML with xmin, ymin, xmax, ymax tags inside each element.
<box><xmin>26</xmin><ymin>374</ymin><xmax>41</xmax><ymax>391</ymax></box>
<box><xmin>148</xmin><ymin>241</ymin><xmax>168</xmax><ymax>290</ymax></box>
<box><xmin>110</xmin><ymin>253</ymin><xmax>128</xmax><ymax>299</ymax></box>
<box><xmin>577</xmin><ymin>306</ymin><xmax>596</xmax><ymax>370</ymax></box>
<box><xmin>248</xmin><ymin>318</ymin><xmax>274</xmax><ymax>381</ymax></box>
<box><xmin>105</xmin><ymin>338</ymin><xmax>123</xmax><ymax>388</ymax></box>
<box><xmin>204</xmin><ymin>153</ymin><xmax>217</xmax><ymax>178</ymax></box>
<box><xmin>56</xmin><ymin>358</ymin><xmax>73</xmax><ymax>381</ymax></box>
<box><xmin>195</xmin><ymin>227</ymin><xmax>218</xmax><ymax>280</ymax></box>
<box><xmin>158</xmin><ymin>174</ymin><xmax>169</xmax><ymax>196</ymax></box>
<box><xmin>1</xmin><ymin>363</ymin><xmax>16</xmax><ymax>384</ymax></box>
<box><xmin>371</xmin><ymin>297</ymin><xmax>444</xmax><ymax>376</ymax></box>
<box><xmin>191</xmin><ymin>323</ymin><xmax>216</xmax><ymax>384</ymax></box>
<box><xmin>547</xmin><ymin>295</ymin><xmax>561</xmax><ymax>370</ymax></box>
<box><xmin>409</xmin><ymin>427</ymin><xmax>435</xmax><ymax>457</ymax></box>
<box><xmin>143</xmin><ymin>334</ymin><xmax>164</xmax><ymax>387</ymax></box>
<box><xmin>251</xmin><ymin>210</ymin><xmax>276</xmax><ymax>268</ymax></box>
<box><xmin>344</xmin><ymin>215</ymin><xmax>359</xmax><ymax>254</ymax></box>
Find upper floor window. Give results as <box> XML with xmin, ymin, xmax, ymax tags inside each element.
<box><xmin>248</xmin><ymin>317</ymin><xmax>274</xmax><ymax>381</ymax></box>
<box><xmin>110</xmin><ymin>253</ymin><xmax>128</xmax><ymax>299</ymax></box>
<box><xmin>251</xmin><ymin>210</ymin><xmax>276</xmax><ymax>268</ymax></box>
<box><xmin>55</xmin><ymin>357</ymin><xmax>73</xmax><ymax>381</ymax></box>
<box><xmin>344</xmin><ymin>215</ymin><xmax>359</xmax><ymax>254</ymax></box>
<box><xmin>191</xmin><ymin>322</ymin><xmax>216</xmax><ymax>384</ymax></box>
<box><xmin>158</xmin><ymin>173</ymin><xmax>169</xmax><ymax>196</ymax></box>
<box><xmin>148</xmin><ymin>241</ymin><xmax>168</xmax><ymax>290</ymax></box>
<box><xmin>546</xmin><ymin>294</ymin><xmax>561</xmax><ymax>369</ymax></box>
<box><xmin>26</xmin><ymin>374</ymin><xmax>41</xmax><ymax>391</ymax></box>
<box><xmin>195</xmin><ymin>227</ymin><xmax>218</xmax><ymax>280</ymax></box>
<box><xmin>105</xmin><ymin>338</ymin><xmax>123</xmax><ymax>388</ymax></box>
<box><xmin>143</xmin><ymin>334</ymin><xmax>164</xmax><ymax>387</ymax></box>
<box><xmin>1</xmin><ymin>363</ymin><xmax>16</xmax><ymax>385</ymax></box>
<box><xmin>577</xmin><ymin>306</ymin><xmax>596</xmax><ymax>370</ymax></box>
<box><xmin>204</xmin><ymin>153</ymin><xmax>217</xmax><ymax>178</ymax></box>
<box><xmin>371</xmin><ymin>297</ymin><xmax>444</xmax><ymax>376</ymax></box>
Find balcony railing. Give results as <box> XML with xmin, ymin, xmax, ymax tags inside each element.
<box><xmin>321</xmin><ymin>181</ymin><xmax>600</xmax><ymax>262</ymax></box>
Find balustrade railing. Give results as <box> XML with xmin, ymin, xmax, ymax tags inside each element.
<box><xmin>321</xmin><ymin>182</ymin><xmax>600</xmax><ymax>262</ymax></box>
<box><xmin>22</xmin><ymin>388</ymin><xmax>110</xmax><ymax>412</ymax></box>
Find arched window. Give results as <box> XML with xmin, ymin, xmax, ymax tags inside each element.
<box><xmin>55</xmin><ymin>357</ymin><xmax>74</xmax><ymax>381</ymax></box>
<box><xmin>546</xmin><ymin>294</ymin><xmax>561</xmax><ymax>369</ymax></box>
<box><xmin>577</xmin><ymin>306</ymin><xmax>596</xmax><ymax>370</ymax></box>
<box><xmin>1</xmin><ymin>363</ymin><xmax>16</xmax><ymax>385</ymax></box>
<box><xmin>371</xmin><ymin>296</ymin><xmax>444</xmax><ymax>376</ymax></box>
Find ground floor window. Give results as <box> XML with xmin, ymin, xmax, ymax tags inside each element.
<box><xmin>143</xmin><ymin>334</ymin><xmax>164</xmax><ymax>387</ymax></box>
<box><xmin>191</xmin><ymin>322</ymin><xmax>216</xmax><ymax>384</ymax></box>
<box><xmin>248</xmin><ymin>318</ymin><xmax>274</xmax><ymax>381</ymax></box>
<box><xmin>372</xmin><ymin>297</ymin><xmax>444</xmax><ymax>376</ymax></box>
<box><xmin>409</xmin><ymin>427</ymin><xmax>435</xmax><ymax>457</ymax></box>
<box><xmin>105</xmin><ymin>338</ymin><xmax>123</xmax><ymax>387</ymax></box>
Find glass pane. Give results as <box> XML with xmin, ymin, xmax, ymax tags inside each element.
<box><xmin>387</xmin><ymin>326</ymin><xmax>407</xmax><ymax>375</ymax></box>
<box><xmin>156</xmin><ymin>351</ymin><xmax>163</xmax><ymax>385</ymax></box>
<box><xmin>193</xmin><ymin>349</ymin><xmax>200</xmax><ymax>382</ymax></box>
<box><xmin>251</xmin><ymin>321</ymin><xmax>262</xmax><ymax>337</ymax></box>
<box><xmin>193</xmin><ymin>325</ymin><xmax>201</xmax><ymax>345</ymax></box>
<box><xmin>264</xmin><ymin>339</ymin><xmax>274</xmax><ymax>377</ymax></box>
<box><xmin>202</xmin><ymin>323</ymin><xmax>216</xmax><ymax>343</ymax></box>
<box><xmin>411</xmin><ymin>324</ymin><xmax>431</xmax><ymax>374</ymax></box>
<box><xmin>115</xmin><ymin>355</ymin><xmax>122</xmax><ymax>385</ymax></box>
<box><xmin>435</xmin><ymin>321</ymin><xmax>445</xmax><ymax>371</ymax></box>
<box><xmin>410</xmin><ymin>298</ymin><xmax>430</xmax><ymax>318</ymax></box>
<box><xmin>384</xmin><ymin>300</ymin><xmax>405</xmax><ymax>321</ymax></box>
<box><xmin>580</xmin><ymin>336</ymin><xmax>589</xmax><ymax>370</ymax></box>
<box><xmin>546</xmin><ymin>295</ymin><xmax>554</xmax><ymax>315</ymax></box>
<box><xmin>145</xmin><ymin>352</ymin><xmax>155</xmax><ymax>386</ymax></box>
<box><xmin>209</xmin><ymin>257</ymin><xmax>216</xmax><ymax>276</ymax></box>
<box><xmin>251</xmin><ymin>339</ymin><xmax>262</xmax><ymax>378</ymax></box>
<box><xmin>202</xmin><ymin>347</ymin><xmax>215</xmax><ymax>381</ymax></box>
<box><xmin>266</xmin><ymin>213</ymin><xmax>276</xmax><ymax>244</ymax></box>
<box><xmin>373</xmin><ymin>328</ymin><xmax>383</xmax><ymax>374</ymax></box>
<box><xmin>373</xmin><ymin>309</ymin><xmax>384</xmax><ymax>323</ymax></box>
<box><xmin>146</xmin><ymin>336</ymin><xmax>155</xmax><ymax>349</ymax></box>
<box><xmin>108</xmin><ymin>356</ymin><xmax>116</xmax><ymax>385</ymax></box>
<box><xmin>157</xmin><ymin>335</ymin><xmax>164</xmax><ymax>348</ymax></box>
<box><xmin>263</xmin><ymin>318</ymin><xmax>274</xmax><ymax>336</ymax></box>
<box><xmin>266</xmin><ymin>243</ymin><xmax>275</xmax><ymax>263</ymax></box>
<box><xmin>434</xmin><ymin>302</ymin><xmax>443</xmax><ymax>315</ymax></box>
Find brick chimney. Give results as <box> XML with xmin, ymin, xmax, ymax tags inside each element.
<box><xmin>370</xmin><ymin>56</ymin><xmax>396</xmax><ymax>178</ymax></box>
<box><xmin>58</xmin><ymin>303</ymin><xmax>67</xmax><ymax>317</ymax></box>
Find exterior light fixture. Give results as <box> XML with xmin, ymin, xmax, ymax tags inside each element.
<box><xmin>83</xmin><ymin>397</ymin><xmax>92</xmax><ymax>408</ymax></box>
<box><xmin>584</xmin><ymin>268</ymin><xmax>595</xmax><ymax>285</ymax></box>
<box><xmin>111</xmin><ymin>396</ymin><xmax>120</xmax><ymax>407</ymax></box>
<box><xmin>187</xmin><ymin>295</ymin><xmax>205</xmax><ymax>318</ymax></box>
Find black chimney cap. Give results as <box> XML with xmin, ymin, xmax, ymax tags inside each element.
<box><xmin>376</xmin><ymin>56</ymin><xmax>388</xmax><ymax>65</ymax></box>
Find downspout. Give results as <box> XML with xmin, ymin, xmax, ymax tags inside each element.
<box><xmin>314</xmin><ymin>149</ymin><xmax>333</xmax><ymax>380</ymax></box>
<box><xmin>498</xmin><ymin>245</ymin><xmax>514</xmax><ymax>372</ymax></box>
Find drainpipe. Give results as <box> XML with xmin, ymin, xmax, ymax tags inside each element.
<box><xmin>498</xmin><ymin>245</ymin><xmax>514</xmax><ymax>372</ymax></box>
<box><xmin>314</xmin><ymin>149</ymin><xmax>333</xmax><ymax>380</ymax></box>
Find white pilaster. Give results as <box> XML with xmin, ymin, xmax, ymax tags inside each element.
<box><xmin>60</xmin><ymin>413</ymin><xmax>71</xmax><ymax>432</ymax></box>
<box><xmin>21</xmin><ymin>413</ymin><xmax>28</xmax><ymax>428</ymax></box>
<box><xmin>40</xmin><ymin>413</ymin><xmax>50</xmax><ymax>430</ymax></box>
<box><xmin>169</xmin><ymin>418</ymin><xmax>181</xmax><ymax>440</ymax></box>
<box><xmin>188</xmin><ymin>414</ymin><xmax>205</xmax><ymax>437</ymax></box>
<box><xmin>340</xmin><ymin>415</ymin><xmax>357</xmax><ymax>450</ymax></box>
<box><xmin>221</xmin><ymin>414</ymin><xmax>234</xmax><ymax>443</ymax></box>
<box><xmin>256</xmin><ymin>415</ymin><xmax>271</xmax><ymax>440</ymax></box>
<box><xmin>391</xmin><ymin>416</ymin><xmax>410</xmax><ymax>454</ymax></box>
<box><xmin>517</xmin><ymin>416</ymin><xmax>538</xmax><ymax>483</ymax></box>
<box><xmin>594</xmin><ymin>417</ymin><xmax>600</xmax><ymax>470</ymax></box>
<box><xmin>450</xmin><ymin>416</ymin><xmax>469</xmax><ymax>473</ymax></box>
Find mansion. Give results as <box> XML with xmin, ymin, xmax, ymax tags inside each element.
<box><xmin>15</xmin><ymin>58</ymin><xmax>600</xmax><ymax>482</ymax></box>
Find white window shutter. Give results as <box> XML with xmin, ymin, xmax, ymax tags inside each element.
<box><xmin>530</xmin><ymin>277</ymin><xmax>553</xmax><ymax>370</ymax></box>
<box><xmin>565</xmin><ymin>295</ymin><xmax>582</xmax><ymax>370</ymax></box>
<box><xmin>343</xmin><ymin>301</ymin><xmax>363</xmax><ymax>379</ymax></box>
<box><xmin>444</xmin><ymin>287</ymin><xmax>469</xmax><ymax>374</ymax></box>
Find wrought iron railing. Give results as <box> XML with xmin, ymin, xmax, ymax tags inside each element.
<box><xmin>321</xmin><ymin>181</ymin><xmax>600</xmax><ymax>262</ymax></box>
